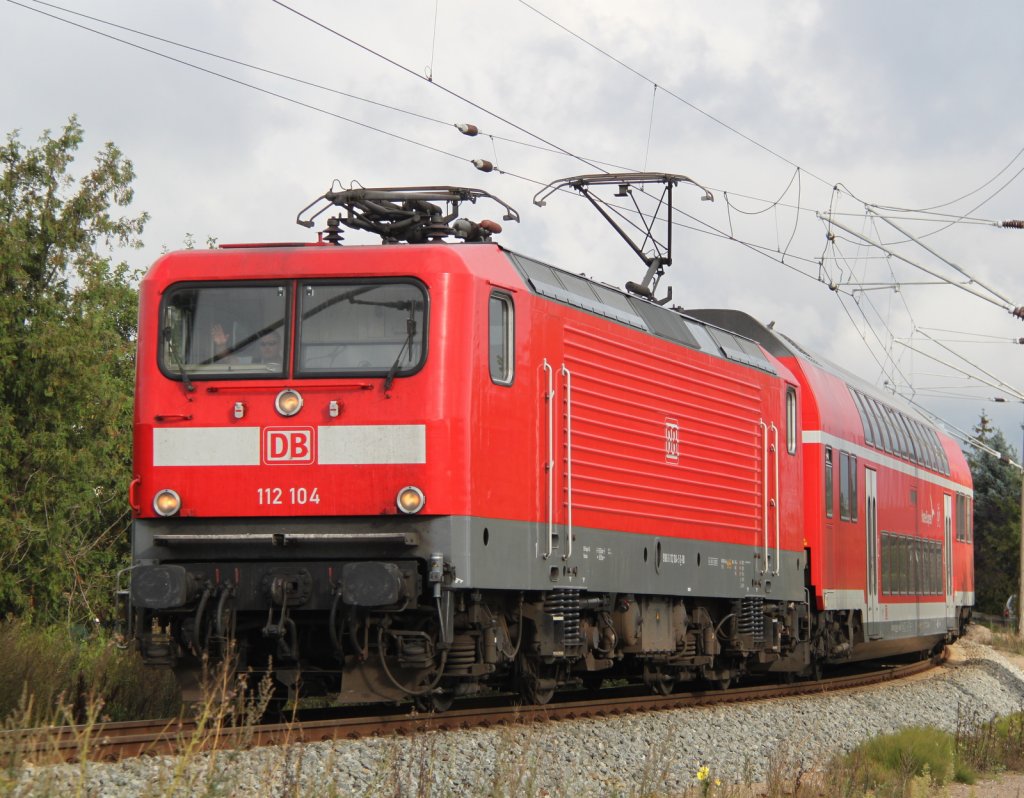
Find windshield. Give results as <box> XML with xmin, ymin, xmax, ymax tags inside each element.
<box><xmin>296</xmin><ymin>280</ymin><xmax>427</xmax><ymax>377</ymax></box>
<box><xmin>159</xmin><ymin>279</ymin><xmax>428</xmax><ymax>381</ymax></box>
<box><xmin>160</xmin><ymin>283</ymin><xmax>289</xmax><ymax>379</ymax></box>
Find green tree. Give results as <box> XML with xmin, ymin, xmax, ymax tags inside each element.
<box><xmin>0</xmin><ymin>117</ymin><xmax>146</xmax><ymax>625</ymax></box>
<box><xmin>967</xmin><ymin>412</ymin><xmax>1023</xmax><ymax>615</ymax></box>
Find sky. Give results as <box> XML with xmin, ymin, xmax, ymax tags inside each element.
<box><xmin>2</xmin><ymin>0</ymin><xmax>1023</xmax><ymax>457</ymax></box>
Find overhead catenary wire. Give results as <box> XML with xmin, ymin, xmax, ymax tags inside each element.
<box><xmin>867</xmin><ymin>207</ymin><xmax>1019</xmax><ymax>307</ymax></box>
<box><xmin>13</xmin><ymin>0</ymin><xmax>1020</xmax><ymax>447</ymax></box>
<box><xmin>22</xmin><ymin>0</ymin><xmax>646</xmax><ymax>173</ymax></box>
<box><xmin>8</xmin><ymin>0</ymin><xmax>473</xmax><ymax>166</ymax></box>
<box><xmin>9</xmin><ymin>0</ymin><xmax>830</xmax><ymax>275</ymax></box>
<box><xmin>819</xmin><ymin>212</ymin><xmax>1023</xmax><ymax>317</ymax></box>
<box><xmin>868</xmin><ymin>145</ymin><xmax>1024</xmax><ymax>214</ymax></box>
<box><xmin>902</xmin><ymin>396</ymin><xmax>1023</xmax><ymax>470</ymax></box>
<box><xmin>14</xmin><ymin>0</ymin><xmax>831</xmax><ymax>289</ymax></box>
<box><xmin>270</xmin><ymin>0</ymin><xmax>612</xmax><ymax>176</ymax></box>
<box><xmin>894</xmin><ymin>339</ymin><xmax>1024</xmax><ymax>403</ymax></box>
<box><xmin>513</xmin><ymin>0</ymin><xmax>835</xmax><ymax>190</ymax></box>
<box><xmin>915</xmin><ymin>329</ymin><xmax>1024</xmax><ymax>402</ymax></box>
<box><xmin>837</xmin><ymin>289</ymin><xmax>917</xmax><ymax>396</ymax></box>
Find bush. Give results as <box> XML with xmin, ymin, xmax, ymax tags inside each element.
<box><xmin>826</xmin><ymin>726</ymin><xmax>957</xmax><ymax>798</ymax></box>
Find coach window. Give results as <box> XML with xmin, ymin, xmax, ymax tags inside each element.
<box><xmin>488</xmin><ymin>292</ymin><xmax>514</xmax><ymax>385</ymax></box>
<box><xmin>839</xmin><ymin>451</ymin><xmax>858</xmax><ymax>522</ymax></box>
<box><xmin>869</xmin><ymin>398</ymin><xmax>893</xmax><ymax>454</ymax></box>
<box><xmin>838</xmin><ymin>452</ymin><xmax>849</xmax><ymax>520</ymax></box>
<box><xmin>850</xmin><ymin>455</ymin><xmax>858</xmax><ymax>521</ymax></box>
<box><xmin>885</xmin><ymin>406</ymin><xmax>907</xmax><ymax>459</ymax></box>
<box><xmin>853</xmin><ymin>391</ymin><xmax>875</xmax><ymax>447</ymax></box>
<box><xmin>786</xmin><ymin>387</ymin><xmax>797</xmax><ymax>454</ymax></box>
<box><xmin>825</xmin><ymin>446</ymin><xmax>834</xmax><ymax>519</ymax></box>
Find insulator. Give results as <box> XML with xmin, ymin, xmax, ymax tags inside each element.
<box><xmin>323</xmin><ymin>217</ymin><xmax>344</xmax><ymax>246</ymax></box>
<box><xmin>451</xmin><ymin>218</ymin><xmax>478</xmax><ymax>240</ymax></box>
<box><xmin>472</xmin><ymin>158</ymin><xmax>494</xmax><ymax>173</ymax></box>
<box><xmin>1016</xmin><ymin>338</ymin><xmax>1024</xmax><ymax>345</ymax></box>
<box><xmin>1001</xmin><ymin>219</ymin><xmax>1024</xmax><ymax>229</ymax></box>
<box><xmin>479</xmin><ymin>219</ymin><xmax>502</xmax><ymax>234</ymax></box>
<box><xmin>456</xmin><ymin>123</ymin><xmax>479</xmax><ymax>136</ymax></box>
<box><xmin>1013</xmin><ymin>306</ymin><xmax>1024</xmax><ymax>320</ymax></box>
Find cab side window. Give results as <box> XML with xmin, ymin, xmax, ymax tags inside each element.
<box><xmin>488</xmin><ymin>292</ymin><xmax>514</xmax><ymax>385</ymax></box>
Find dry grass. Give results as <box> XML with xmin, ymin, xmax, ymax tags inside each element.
<box><xmin>5</xmin><ymin>616</ymin><xmax>1024</xmax><ymax>797</ymax></box>
<box><xmin>0</xmin><ymin>619</ymin><xmax>179</xmax><ymax>725</ymax></box>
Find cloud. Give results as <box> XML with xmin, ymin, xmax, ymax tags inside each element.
<box><xmin>2</xmin><ymin>0</ymin><xmax>1021</xmax><ymax>445</ymax></box>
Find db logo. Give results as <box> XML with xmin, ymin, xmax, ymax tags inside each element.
<box><xmin>664</xmin><ymin>418</ymin><xmax>680</xmax><ymax>463</ymax></box>
<box><xmin>263</xmin><ymin>427</ymin><xmax>315</xmax><ymax>464</ymax></box>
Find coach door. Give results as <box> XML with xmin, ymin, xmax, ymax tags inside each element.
<box><xmin>944</xmin><ymin>493</ymin><xmax>954</xmax><ymax>623</ymax></box>
<box><xmin>865</xmin><ymin>468</ymin><xmax>880</xmax><ymax>632</ymax></box>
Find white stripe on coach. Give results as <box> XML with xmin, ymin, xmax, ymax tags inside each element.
<box><xmin>802</xmin><ymin>429</ymin><xmax>971</xmax><ymax>496</ymax></box>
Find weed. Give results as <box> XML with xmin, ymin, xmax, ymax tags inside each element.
<box><xmin>0</xmin><ymin>618</ymin><xmax>179</xmax><ymax>724</ymax></box>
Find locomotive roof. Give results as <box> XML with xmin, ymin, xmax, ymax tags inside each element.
<box><xmin>684</xmin><ymin>309</ymin><xmax>948</xmax><ymax>429</ymax></box>
<box><xmin>504</xmin><ymin>250</ymin><xmax>780</xmax><ymax>377</ymax></box>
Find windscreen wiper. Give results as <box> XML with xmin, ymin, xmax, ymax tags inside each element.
<box><xmin>383</xmin><ymin>317</ymin><xmax>417</xmax><ymax>393</ymax></box>
<box><xmin>164</xmin><ymin>327</ymin><xmax>195</xmax><ymax>394</ymax></box>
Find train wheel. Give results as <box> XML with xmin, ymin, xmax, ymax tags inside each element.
<box><xmin>522</xmin><ymin>677</ymin><xmax>556</xmax><ymax>706</ymax></box>
<box><xmin>701</xmin><ymin>665</ymin><xmax>732</xmax><ymax>691</ymax></box>
<box><xmin>518</xmin><ymin>654</ymin><xmax>557</xmax><ymax>705</ymax></box>
<box><xmin>414</xmin><ymin>691</ymin><xmax>454</xmax><ymax>713</ymax></box>
<box><xmin>644</xmin><ymin>666</ymin><xmax>675</xmax><ymax>696</ymax></box>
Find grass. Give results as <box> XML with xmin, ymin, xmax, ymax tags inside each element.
<box><xmin>7</xmin><ymin>619</ymin><xmax>1024</xmax><ymax>796</ymax></box>
<box><xmin>986</xmin><ymin>628</ymin><xmax>1024</xmax><ymax>657</ymax></box>
<box><xmin>0</xmin><ymin>618</ymin><xmax>179</xmax><ymax>726</ymax></box>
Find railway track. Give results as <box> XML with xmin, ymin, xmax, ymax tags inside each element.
<box><xmin>2</xmin><ymin>655</ymin><xmax>941</xmax><ymax>765</ymax></box>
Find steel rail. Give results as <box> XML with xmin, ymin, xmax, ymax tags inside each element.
<box><xmin>2</xmin><ymin>654</ymin><xmax>942</xmax><ymax>765</ymax></box>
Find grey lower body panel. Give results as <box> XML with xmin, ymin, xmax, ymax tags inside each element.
<box><xmin>133</xmin><ymin>514</ymin><xmax>806</xmax><ymax>604</ymax></box>
<box><xmin>842</xmin><ymin>633</ymin><xmax>946</xmax><ymax>664</ymax></box>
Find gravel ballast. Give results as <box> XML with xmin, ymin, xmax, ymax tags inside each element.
<box><xmin>13</xmin><ymin>627</ymin><xmax>1024</xmax><ymax>797</ymax></box>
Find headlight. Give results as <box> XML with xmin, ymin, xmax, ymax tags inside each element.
<box><xmin>153</xmin><ymin>489</ymin><xmax>181</xmax><ymax>517</ymax></box>
<box><xmin>275</xmin><ymin>389</ymin><xmax>303</xmax><ymax>417</ymax></box>
<box><xmin>397</xmin><ymin>486</ymin><xmax>425</xmax><ymax>514</ymax></box>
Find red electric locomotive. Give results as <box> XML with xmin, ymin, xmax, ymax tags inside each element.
<box><xmin>128</xmin><ymin>177</ymin><xmax>972</xmax><ymax>707</ymax></box>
